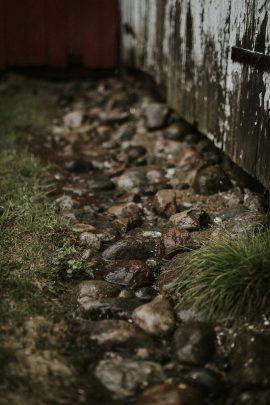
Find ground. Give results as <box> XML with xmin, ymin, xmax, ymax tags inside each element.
<box><xmin>0</xmin><ymin>72</ymin><xmax>270</xmax><ymax>405</ymax></box>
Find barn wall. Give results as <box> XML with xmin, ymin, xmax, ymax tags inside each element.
<box><xmin>119</xmin><ymin>0</ymin><xmax>270</xmax><ymax>190</ymax></box>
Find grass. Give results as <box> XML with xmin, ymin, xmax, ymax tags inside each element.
<box><xmin>172</xmin><ymin>229</ymin><xmax>270</xmax><ymax>321</ymax></box>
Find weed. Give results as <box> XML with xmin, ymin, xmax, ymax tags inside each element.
<box><xmin>171</xmin><ymin>229</ymin><xmax>270</xmax><ymax>321</ymax></box>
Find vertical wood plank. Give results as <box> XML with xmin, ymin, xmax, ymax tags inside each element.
<box><xmin>67</xmin><ymin>0</ymin><xmax>82</xmax><ymax>58</ymax></box>
<box><xmin>82</xmin><ymin>0</ymin><xmax>100</xmax><ymax>68</ymax></box>
<box><xmin>24</xmin><ymin>0</ymin><xmax>46</xmax><ymax>65</ymax></box>
<box><xmin>5</xmin><ymin>0</ymin><xmax>27</xmax><ymax>65</ymax></box>
<box><xmin>98</xmin><ymin>0</ymin><xmax>117</xmax><ymax>67</ymax></box>
<box><xmin>45</xmin><ymin>0</ymin><xmax>66</xmax><ymax>66</ymax></box>
<box><xmin>0</xmin><ymin>0</ymin><xmax>6</xmax><ymax>68</ymax></box>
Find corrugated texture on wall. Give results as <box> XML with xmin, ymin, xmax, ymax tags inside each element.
<box><xmin>120</xmin><ymin>0</ymin><xmax>270</xmax><ymax>189</ymax></box>
<box><xmin>0</xmin><ymin>0</ymin><xmax>117</xmax><ymax>69</ymax></box>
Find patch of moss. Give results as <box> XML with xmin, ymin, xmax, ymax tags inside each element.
<box><xmin>171</xmin><ymin>229</ymin><xmax>270</xmax><ymax>321</ymax></box>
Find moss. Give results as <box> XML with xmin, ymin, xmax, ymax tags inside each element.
<box><xmin>171</xmin><ymin>228</ymin><xmax>270</xmax><ymax>321</ymax></box>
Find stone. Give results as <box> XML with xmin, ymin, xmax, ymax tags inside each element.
<box><xmin>186</xmin><ymin>368</ymin><xmax>223</xmax><ymax>394</ymax></box>
<box><xmin>77</xmin><ymin>280</ymin><xmax>120</xmax><ymax>302</ymax></box>
<box><xmin>169</xmin><ymin>209</ymin><xmax>210</xmax><ymax>230</ymax></box>
<box><xmin>213</xmin><ymin>206</ymin><xmax>249</xmax><ymax>223</ymax></box>
<box><xmin>234</xmin><ymin>390</ymin><xmax>270</xmax><ymax>405</ymax></box>
<box><xmin>135</xmin><ymin>286</ymin><xmax>157</xmax><ymax>301</ymax></box>
<box><xmin>229</xmin><ymin>330</ymin><xmax>270</xmax><ymax>386</ymax></box>
<box><xmin>55</xmin><ymin>195</ymin><xmax>75</xmax><ymax>210</ymax></box>
<box><xmin>103</xmin><ymin>260</ymin><xmax>154</xmax><ymax>289</ymax></box>
<box><xmin>88</xmin><ymin>178</ymin><xmax>115</xmax><ymax>191</ymax></box>
<box><xmin>72</xmin><ymin>223</ymin><xmax>96</xmax><ymax>233</ymax></box>
<box><xmin>115</xmin><ymin>169</ymin><xmax>145</xmax><ymax>191</ymax></box>
<box><xmin>157</xmin><ymin>254</ymin><xmax>187</xmax><ymax>293</ymax></box>
<box><xmin>78</xmin><ymin>297</ymin><xmax>143</xmax><ymax>320</ymax></box>
<box><xmin>164</xmin><ymin>121</ymin><xmax>192</xmax><ymax>140</ymax></box>
<box><xmin>173</xmin><ymin>322</ymin><xmax>216</xmax><ymax>366</ymax></box>
<box><xmin>145</xmin><ymin>103</ymin><xmax>169</xmax><ymax>130</ymax></box>
<box><xmin>79</xmin><ymin>232</ymin><xmax>101</xmax><ymax>250</ymax></box>
<box><xmin>132</xmin><ymin>295</ymin><xmax>176</xmax><ymax>337</ymax></box>
<box><xmin>126</xmin><ymin>145</ymin><xmax>147</xmax><ymax>162</ymax></box>
<box><xmin>154</xmin><ymin>189</ymin><xmax>177</xmax><ymax>217</ymax></box>
<box><xmin>192</xmin><ymin>165</ymin><xmax>231</xmax><ymax>195</ymax></box>
<box><xmin>63</xmin><ymin>110</ymin><xmax>83</xmax><ymax>128</ymax></box>
<box><xmin>243</xmin><ymin>189</ymin><xmax>266</xmax><ymax>213</ymax></box>
<box><xmin>95</xmin><ymin>355</ymin><xmax>165</xmax><ymax>399</ymax></box>
<box><xmin>107</xmin><ymin>202</ymin><xmax>143</xmax><ymax>229</ymax></box>
<box><xmin>65</xmin><ymin>159</ymin><xmax>93</xmax><ymax>173</ymax></box>
<box><xmin>136</xmin><ymin>383</ymin><xmax>205</xmax><ymax>405</ymax></box>
<box><xmin>83</xmin><ymin>319</ymin><xmax>152</xmax><ymax>348</ymax></box>
<box><xmin>102</xmin><ymin>237</ymin><xmax>161</xmax><ymax>261</ymax></box>
<box><xmin>162</xmin><ymin>227</ymin><xmax>194</xmax><ymax>259</ymax></box>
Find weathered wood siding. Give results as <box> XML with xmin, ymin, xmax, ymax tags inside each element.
<box><xmin>120</xmin><ymin>0</ymin><xmax>270</xmax><ymax>189</ymax></box>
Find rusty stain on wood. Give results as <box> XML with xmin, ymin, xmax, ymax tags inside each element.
<box><xmin>120</xmin><ymin>0</ymin><xmax>270</xmax><ymax>190</ymax></box>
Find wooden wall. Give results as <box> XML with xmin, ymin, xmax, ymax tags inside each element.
<box><xmin>120</xmin><ymin>0</ymin><xmax>270</xmax><ymax>190</ymax></box>
<box><xmin>0</xmin><ymin>0</ymin><xmax>117</xmax><ymax>69</ymax></box>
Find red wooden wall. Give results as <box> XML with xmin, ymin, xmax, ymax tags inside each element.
<box><xmin>0</xmin><ymin>0</ymin><xmax>117</xmax><ymax>69</ymax></box>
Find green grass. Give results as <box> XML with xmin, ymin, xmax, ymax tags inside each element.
<box><xmin>172</xmin><ymin>229</ymin><xmax>270</xmax><ymax>321</ymax></box>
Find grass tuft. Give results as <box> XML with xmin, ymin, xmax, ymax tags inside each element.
<box><xmin>171</xmin><ymin>229</ymin><xmax>270</xmax><ymax>321</ymax></box>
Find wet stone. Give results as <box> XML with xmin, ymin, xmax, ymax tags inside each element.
<box><xmin>145</xmin><ymin>103</ymin><xmax>170</xmax><ymax>130</ymax></box>
<box><xmin>107</xmin><ymin>202</ymin><xmax>143</xmax><ymax>229</ymax></box>
<box><xmin>169</xmin><ymin>209</ymin><xmax>210</xmax><ymax>231</ymax></box>
<box><xmin>78</xmin><ymin>297</ymin><xmax>143</xmax><ymax>320</ymax></box>
<box><xmin>192</xmin><ymin>165</ymin><xmax>231</xmax><ymax>195</ymax></box>
<box><xmin>173</xmin><ymin>322</ymin><xmax>216</xmax><ymax>366</ymax></box>
<box><xmin>77</xmin><ymin>280</ymin><xmax>120</xmax><ymax>302</ymax></box>
<box><xmin>186</xmin><ymin>368</ymin><xmax>223</xmax><ymax>395</ymax></box>
<box><xmin>65</xmin><ymin>159</ymin><xmax>93</xmax><ymax>173</ymax></box>
<box><xmin>162</xmin><ymin>227</ymin><xmax>194</xmax><ymax>259</ymax></box>
<box><xmin>135</xmin><ymin>286</ymin><xmax>157</xmax><ymax>301</ymax></box>
<box><xmin>229</xmin><ymin>330</ymin><xmax>270</xmax><ymax>386</ymax></box>
<box><xmin>132</xmin><ymin>295</ymin><xmax>176</xmax><ymax>337</ymax></box>
<box><xmin>126</xmin><ymin>145</ymin><xmax>147</xmax><ymax>162</ymax></box>
<box><xmin>82</xmin><ymin>319</ymin><xmax>152</xmax><ymax>348</ymax></box>
<box><xmin>103</xmin><ymin>260</ymin><xmax>154</xmax><ymax>289</ymax></box>
<box><xmin>102</xmin><ymin>236</ymin><xmax>161</xmax><ymax>261</ymax></box>
<box><xmin>164</xmin><ymin>121</ymin><xmax>192</xmax><ymax>140</ymax></box>
<box><xmin>95</xmin><ymin>355</ymin><xmax>165</xmax><ymax>399</ymax></box>
<box><xmin>88</xmin><ymin>178</ymin><xmax>115</xmax><ymax>191</ymax></box>
<box><xmin>136</xmin><ymin>383</ymin><xmax>205</xmax><ymax>405</ymax></box>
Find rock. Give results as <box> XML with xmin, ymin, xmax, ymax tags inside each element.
<box><xmin>174</xmin><ymin>147</ymin><xmax>203</xmax><ymax>172</ymax></box>
<box><xmin>157</xmin><ymin>253</ymin><xmax>187</xmax><ymax>293</ymax></box>
<box><xmin>169</xmin><ymin>209</ymin><xmax>210</xmax><ymax>230</ymax></box>
<box><xmin>102</xmin><ymin>237</ymin><xmax>161</xmax><ymax>261</ymax></box>
<box><xmin>213</xmin><ymin>206</ymin><xmax>249</xmax><ymax>223</ymax></box>
<box><xmin>146</xmin><ymin>168</ymin><xmax>166</xmax><ymax>184</ymax></box>
<box><xmin>186</xmin><ymin>368</ymin><xmax>223</xmax><ymax>394</ymax></box>
<box><xmin>103</xmin><ymin>260</ymin><xmax>154</xmax><ymax>289</ymax></box>
<box><xmin>192</xmin><ymin>165</ymin><xmax>231</xmax><ymax>195</ymax></box>
<box><xmin>77</xmin><ymin>280</ymin><xmax>120</xmax><ymax>302</ymax></box>
<box><xmin>230</xmin><ymin>330</ymin><xmax>270</xmax><ymax>386</ymax></box>
<box><xmin>243</xmin><ymin>189</ymin><xmax>266</xmax><ymax>213</ymax></box>
<box><xmin>88</xmin><ymin>178</ymin><xmax>115</xmax><ymax>191</ymax></box>
<box><xmin>162</xmin><ymin>227</ymin><xmax>194</xmax><ymax>259</ymax></box>
<box><xmin>126</xmin><ymin>145</ymin><xmax>147</xmax><ymax>162</ymax></box>
<box><xmin>234</xmin><ymin>390</ymin><xmax>270</xmax><ymax>405</ymax></box>
<box><xmin>135</xmin><ymin>287</ymin><xmax>157</xmax><ymax>301</ymax></box>
<box><xmin>175</xmin><ymin>304</ymin><xmax>207</xmax><ymax>323</ymax></box>
<box><xmin>154</xmin><ymin>189</ymin><xmax>177</xmax><ymax>217</ymax></box>
<box><xmin>80</xmin><ymin>232</ymin><xmax>101</xmax><ymax>250</ymax></box>
<box><xmin>173</xmin><ymin>322</ymin><xmax>216</xmax><ymax>366</ymax></box>
<box><xmin>83</xmin><ymin>319</ymin><xmax>152</xmax><ymax>348</ymax></box>
<box><xmin>136</xmin><ymin>383</ymin><xmax>205</xmax><ymax>405</ymax></box>
<box><xmin>115</xmin><ymin>169</ymin><xmax>145</xmax><ymax>191</ymax></box>
<box><xmin>164</xmin><ymin>121</ymin><xmax>192</xmax><ymax>140</ymax></box>
<box><xmin>65</xmin><ymin>159</ymin><xmax>93</xmax><ymax>173</ymax></box>
<box><xmin>100</xmin><ymin>110</ymin><xmax>130</xmax><ymax>124</ymax></box>
<box><xmin>95</xmin><ymin>355</ymin><xmax>165</xmax><ymax>399</ymax></box>
<box><xmin>55</xmin><ymin>195</ymin><xmax>75</xmax><ymax>210</ymax></box>
<box><xmin>72</xmin><ymin>223</ymin><xmax>96</xmax><ymax>233</ymax></box>
<box><xmin>78</xmin><ymin>297</ymin><xmax>143</xmax><ymax>320</ymax></box>
<box><xmin>63</xmin><ymin>110</ymin><xmax>83</xmax><ymax>128</ymax></box>
<box><xmin>132</xmin><ymin>295</ymin><xmax>176</xmax><ymax>337</ymax></box>
<box><xmin>118</xmin><ymin>289</ymin><xmax>135</xmax><ymax>298</ymax></box>
<box><xmin>145</xmin><ymin>103</ymin><xmax>169</xmax><ymax>130</ymax></box>
<box><xmin>107</xmin><ymin>202</ymin><xmax>143</xmax><ymax>229</ymax></box>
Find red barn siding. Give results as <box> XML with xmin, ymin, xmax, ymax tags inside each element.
<box><xmin>0</xmin><ymin>0</ymin><xmax>117</xmax><ymax>69</ymax></box>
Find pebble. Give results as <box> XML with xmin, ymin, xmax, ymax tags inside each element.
<box><xmin>192</xmin><ymin>165</ymin><xmax>231</xmax><ymax>195</ymax></box>
<box><xmin>136</xmin><ymin>383</ymin><xmax>205</xmax><ymax>405</ymax></box>
<box><xmin>102</xmin><ymin>237</ymin><xmax>161</xmax><ymax>261</ymax></box>
<box><xmin>173</xmin><ymin>322</ymin><xmax>216</xmax><ymax>366</ymax></box>
<box><xmin>107</xmin><ymin>202</ymin><xmax>143</xmax><ymax>229</ymax></box>
<box><xmin>169</xmin><ymin>209</ymin><xmax>210</xmax><ymax>230</ymax></box>
<box><xmin>115</xmin><ymin>169</ymin><xmax>145</xmax><ymax>191</ymax></box>
<box><xmin>132</xmin><ymin>295</ymin><xmax>176</xmax><ymax>337</ymax></box>
<box><xmin>154</xmin><ymin>189</ymin><xmax>178</xmax><ymax>217</ymax></box>
<box><xmin>63</xmin><ymin>110</ymin><xmax>83</xmax><ymax>128</ymax></box>
<box><xmin>72</xmin><ymin>223</ymin><xmax>96</xmax><ymax>233</ymax></box>
<box><xmin>77</xmin><ymin>280</ymin><xmax>120</xmax><ymax>302</ymax></box>
<box><xmin>162</xmin><ymin>227</ymin><xmax>194</xmax><ymax>258</ymax></box>
<box><xmin>83</xmin><ymin>319</ymin><xmax>152</xmax><ymax>348</ymax></box>
<box><xmin>145</xmin><ymin>103</ymin><xmax>169</xmax><ymax>130</ymax></box>
<box><xmin>103</xmin><ymin>260</ymin><xmax>154</xmax><ymax>288</ymax></box>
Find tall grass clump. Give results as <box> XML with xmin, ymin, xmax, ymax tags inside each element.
<box><xmin>172</xmin><ymin>229</ymin><xmax>270</xmax><ymax>321</ymax></box>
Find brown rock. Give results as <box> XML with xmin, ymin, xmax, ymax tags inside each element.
<box><xmin>192</xmin><ymin>165</ymin><xmax>231</xmax><ymax>195</ymax></box>
<box><xmin>103</xmin><ymin>260</ymin><xmax>154</xmax><ymax>288</ymax></box>
<box><xmin>107</xmin><ymin>202</ymin><xmax>143</xmax><ymax>229</ymax></box>
<box><xmin>162</xmin><ymin>227</ymin><xmax>194</xmax><ymax>259</ymax></box>
<box><xmin>136</xmin><ymin>383</ymin><xmax>205</xmax><ymax>405</ymax></box>
<box><xmin>72</xmin><ymin>223</ymin><xmax>96</xmax><ymax>233</ymax></box>
<box><xmin>145</xmin><ymin>103</ymin><xmax>169</xmax><ymax>130</ymax></box>
<box><xmin>154</xmin><ymin>189</ymin><xmax>177</xmax><ymax>217</ymax></box>
<box><xmin>132</xmin><ymin>295</ymin><xmax>176</xmax><ymax>337</ymax></box>
<box><xmin>77</xmin><ymin>280</ymin><xmax>120</xmax><ymax>302</ymax></box>
<box><xmin>169</xmin><ymin>209</ymin><xmax>210</xmax><ymax>230</ymax></box>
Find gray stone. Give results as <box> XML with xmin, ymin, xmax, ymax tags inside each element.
<box><xmin>77</xmin><ymin>280</ymin><xmax>120</xmax><ymax>302</ymax></box>
<box><xmin>145</xmin><ymin>103</ymin><xmax>169</xmax><ymax>130</ymax></box>
<box><xmin>95</xmin><ymin>355</ymin><xmax>165</xmax><ymax>399</ymax></box>
<box><xmin>132</xmin><ymin>295</ymin><xmax>176</xmax><ymax>337</ymax></box>
<box><xmin>103</xmin><ymin>260</ymin><xmax>154</xmax><ymax>289</ymax></box>
<box><xmin>173</xmin><ymin>322</ymin><xmax>216</xmax><ymax>366</ymax></box>
<box><xmin>169</xmin><ymin>209</ymin><xmax>210</xmax><ymax>230</ymax></box>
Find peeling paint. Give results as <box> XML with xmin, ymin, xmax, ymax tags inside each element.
<box><xmin>120</xmin><ymin>0</ymin><xmax>270</xmax><ymax>189</ymax></box>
